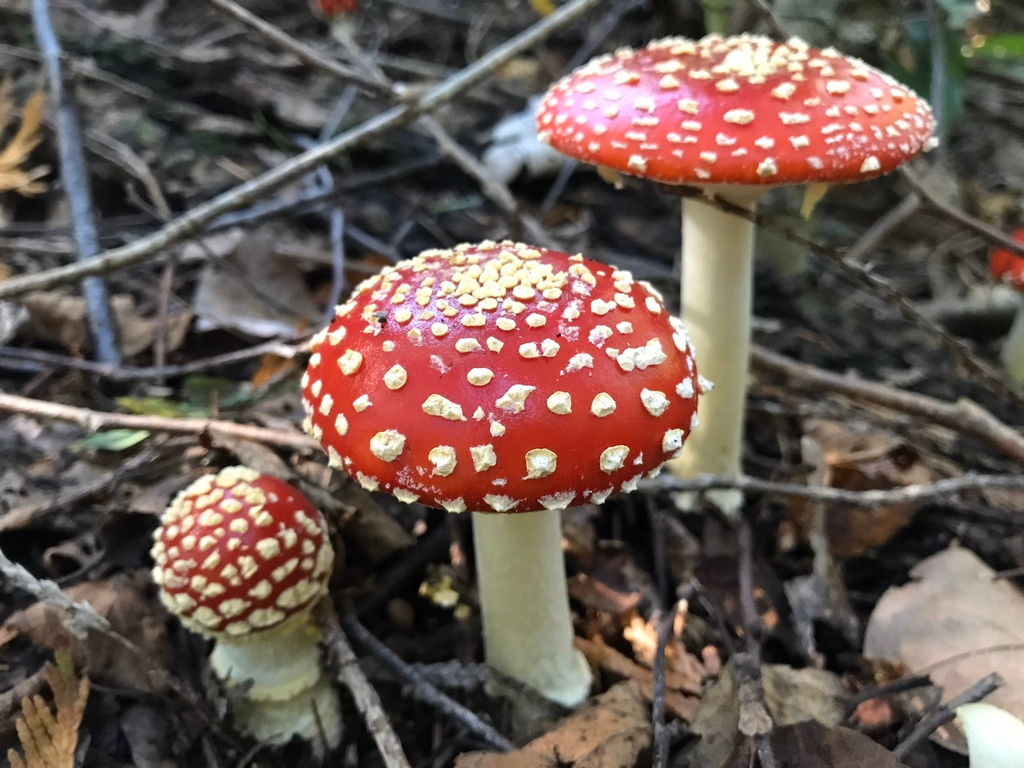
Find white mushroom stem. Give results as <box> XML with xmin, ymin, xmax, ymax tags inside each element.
<box><xmin>1000</xmin><ymin>307</ymin><xmax>1024</xmax><ymax>384</ymax></box>
<box><xmin>667</xmin><ymin>190</ymin><xmax>763</xmax><ymax>516</ymax></box>
<box><xmin>210</xmin><ymin>617</ymin><xmax>343</xmax><ymax>750</ymax></box>
<box><xmin>472</xmin><ymin>510</ymin><xmax>592</xmax><ymax>709</ymax></box>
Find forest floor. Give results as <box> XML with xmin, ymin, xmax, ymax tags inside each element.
<box><xmin>0</xmin><ymin>0</ymin><xmax>1023</xmax><ymax>766</ymax></box>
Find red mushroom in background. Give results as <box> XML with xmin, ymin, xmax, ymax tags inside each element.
<box><xmin>989</xmin><ymin>227</ymin><xmax>1024</xmax><ymax>384</ymax></box>
<box><xmin>151</xmin><ymin>467</ymin><xmax>340</xmax><ymax>752</ymax></box>
<box><xmin>310</xmin><ymin>0</ymin><xmax>360</xmax><ymax>45</ymax></box>
<box><xmin>537</xmin><ymin>34</ymin><xmax>937</xmax><ymax>514</ymax></box>
<box><xmin>301</xmin><ymin>240</ymin><xmax>701</xmax><ymax>709</ymax></box>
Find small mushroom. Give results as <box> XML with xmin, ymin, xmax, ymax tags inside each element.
<box><xmin>536</xmin><ymin>34</ymin><xmax>937</xmax><ymax>514</ymax></box>
<box><xmin>989</xmin><ymin>227</ymin><xmax>1024</xmax><ymax>384</ymax></box>
<box><xmin>151</xmin><ymin>467</ymin><xmax>341</xmax><ymax>751</ymax></box>
<box><xmin>301</xmin><ymin>240</ymin><xmax>701</xmax><ymax>709</ymax></box>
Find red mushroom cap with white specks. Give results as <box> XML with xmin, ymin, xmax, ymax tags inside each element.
<box><xmin>536</xmin><ymin>34</ymin><xmax>936</xmax><ymax>186</ymax></box>
<box><xmin>151</xmin><ymin>467</ymin><xmax>334</xmax><ymax>639</ymax></box>
<box><xmin>989</xmin><ymin>228</ymin><xmax>1024</xmax><ymax>291</ymax></box>
<box><xmin>301</xmin><ymin>240</ymin><xmax>700</xmax><ymax>514</ymax></box>
<box><xmin>311</xmin><ymin>0</ymin><xmax>359</xmax><ymax>17</ymax></box>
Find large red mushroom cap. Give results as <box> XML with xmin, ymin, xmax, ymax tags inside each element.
<box><xmin>989</xmin><ymin>227</ymin><xmax>1024</xmax><ymax>291</ymax></box>
<box><xmin>536</xmin><ymin>34</ymin><xmax>936</xmax><ymax>186</ymax></box>
<box><xmin>302</xmin><ymin>240</ymin><xmax>700</xmax><ymax>514</ymax></box>
<box><xmin>151</xmin><ymin>467</ymin><xmax>334</xmax><ymax>639</ymax></box>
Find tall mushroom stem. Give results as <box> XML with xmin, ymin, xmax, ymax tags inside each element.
<box><xmin>210</xmin><ymin>618</ymin><xmax>343</xmax><ymax>751</ymax></box>
<box><xmin>666</xmin><ymin>191</ymin><xmax>762</xmax><ymax>516</ymax></box>
<box><xmin>472</xmin><ymin>510</ymin><xmax>592</xmax><ymax>709</ymax></box>
<box><xmin>1001</xmin><ymin>308</ymin><xmax>1024</xmax><ymax>384</ymax></box>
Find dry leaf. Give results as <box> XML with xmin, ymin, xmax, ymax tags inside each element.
<box><xmin>19</xmin><ymin>292</ymin><xmax>191</xmax><ymax>357</ymax></box>
<box><xmin>0</xmin><ymin>81</ymin><xmax>48</xmax><ymax>196</ymax></box>
<box><xmin>192</xmin><ymin>233</ymin><xmax>320</xmax><ymax>338</ymax></box>
<box><xmin>770</xmin><ymin>720</ymin><xmax>906</xmax><ymax>768</ymax></box>
<box><xmin>456</xmin><ymin>682</ymin><xmax>650</xmax><ymax>768</ymax></box>
<box><xmin>7</xmin><ymin>660</ymin><xmax>89</xmax><ymax>768</ymax></box>
<box><xmin>574</xmin><ymin>635</ymin><xmax>700</xmax><ymax>721</ymax></box>
<box><xmin>787</xmin><ymin>419</ymin><xmax>951</xmax><ymax>559</ymax></box>
<box><xmin>684</xmin><ymin>663</ymin><xmax>850</xmax><ymax>768</ymax></box>
<box><xmin>2</xmin><ymin>572</ymin><xmax>172</xmax><ymax>693</ymax></box>
<box><xmin>864</xmin><ymin>545</ymin><xmax>1024</xmax><ymax>750</ymax></box>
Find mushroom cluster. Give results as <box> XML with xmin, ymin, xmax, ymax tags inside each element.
<box><xmin>151</xmin><ymin>467</ymin><xmax>341</xmax><ymax>750</ymax></box>
<box><xmin>537</xmin><ymin>34</ymin><xmax>936</xmax><ymax>513</ymax></box>
<box><xmin>301</xmin><ymin>240</ymin><xmax>701</xmax><ymax>707</ymax></box>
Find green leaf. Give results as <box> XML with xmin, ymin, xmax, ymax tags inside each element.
<box><xmin>971</xmin><ymin>34</ymin><xmax>1024</xmax><ymax>60</ymax></box>
<box><xmin>115</xmin><ymin>396</ymin><xmax>192</xmax><ymax>418</ymax></box>
<box><xmin>74</xmin><ymin>429</ymin><xmax>150</xmax><ymax>452</ymax></box>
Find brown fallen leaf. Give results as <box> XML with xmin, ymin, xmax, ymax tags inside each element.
<box><xmin>192</xmin><ymin>233</ymin><xmax>319</xmax><ymax>338</ymax></box>
<box><xmin>1</xmin><ymin>571</ymin><xmax>172</xmax><ymax>694</ymax></box>
<box><xmin>864</xmin><ymin>545</ymin><xmax>1024</xmax><ymax>751</ymax></box>
<box><xmin>0</xmin><ymin>81</ymin><xmax>48</xmax><ymax>196</ymax></box>
<box><xmin>456</xmin><ymin>682</ymin><xmax>650</xmax><ymax>768</ymax></box>
<box><xmin>19</xmin><ymin>292</ymin><xmax>191</xmax><ymax>357</ymax></box>
<box><xmin>574</xmin><ymin>635</ymin><xmax>700</xmax><ymax>721</ymax></box>
<box><xmin>684</xmin><ymin>662</ymin><xmax>851</xmax><ymax>768</ymax></box>
<box><xmin>786</xmin><ymin>419</ymin><xmax>955</xmax><ymax>559</ymax></box>
<box><xmin>770</xmin><ymin>720</ymin><xmax>906</xmax><ymax>767</ymax></box>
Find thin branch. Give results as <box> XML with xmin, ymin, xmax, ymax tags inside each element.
<box><xmin>645</xmin><ymin>472</ymin><xmax>1024</xmax><ymax>506</ymax></box>
<box><xmin>340</xmin><ymin>607</ymin><xmax>514</xmax><ymax>753</ymax></box>
<box><xmin>0</xmin><ymin>545</ymin><xmax>225</xmax><ymax>736</ymax></box>
<box><xmin>892</xmin><ymin>673</ymin><xmax>1004</xmax><ymax>759</ymax></box>
<box><xmin>0</xmin><ymin>393</ymin><xmax>320</xmax><ymax>452</ymax></box>
<box><xmin>751</xmin><ymin>345</ymin><xmax>1024</xmax><ymax>466</ymax></box>
<box><xmin>659</xmin><ymin>186</ymin><xmax>1024</xmax><ymax>410</ymax></box>
<box><xmin>30</xmin><ymin>0</ymin><xmax>120</xmax><ymax>364</ymax></box>
<box><xmin>206</xmin><ymin>0</ymin><xmax>392</xmax><ymax>95</ymax></box>
<box><xmin>322</xmin><ymin>605</ymin><xmax>412</xmax><ymax>768</ymax></box>
<box><xmin>0</xmin><ymin>337</ymin><xmax>308</xmax><ymax>382</ymax></box>
<box><xmin>0</xmin><ymin>0</ymin><xmax>608</xmax><ymax>300</ymax></box>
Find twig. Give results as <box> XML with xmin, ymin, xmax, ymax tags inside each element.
<box><xmin>339</xmin><ymin>607</ymin><xmax>515</xmax><ymax>752</ymax></box>
<box><xmin>0</xmin><ymin>393</ymin><xmax>320</xmax><ymax>451</ymax></box>
<box><xmin>322</xmin><ymin>604</ymin><xmax>412</xmax><ymax>768</ymax></box>
<box><xmin>206</xmin><ymin>0</ymin><xmax>392</xmax><ymax>95</ymax></box>
<box><xmin>283</xmin><ymin>1</ymin><xmax>562</xmax><ymax>249</ymax></box>
<box><xmin>892</xmin><ymin>673</ymin><xmax>1004</xmax><ymax>759</ymax></box>
<box><xmin>745</xmin><ymin>0</ymin><xmax>789</xmax><ymax>39</ymax></box>
<box><xmin>735</xmin><ymin>522</ymin><xmax>775</xmax><ymax>768</ymax></box>
<box><xmin>0</xmin><ymin>338</ymin><xmax>308</xmax><ymax>381</ymax></box>
<box><xmin>0</xmin><ymin>0</ymin><xmax>608</xmax><ymax>300</ymax></box>
<box><xmin>651</xmin><ymin>601</ymin><xmax>682</xmax><ymax>768</ymax></box>
<box><xmin>750</xmin><ymin>345</ymin><xmax>1024</xmax><ymax>466</ymax></box>
<box><xmin>842</xmin><ymin>194</ymin><xmax>921</xmax><ymax>264</ymax></box>
<box><xmin>30</xmin><ymin>0</ymin><xmax>120</xmax><ymax>364</ymax></box>
<box><xmin>0</xmin><ymin>545</ymin><xmax>226</xmax><ymax>736</ymax></box>
<box><xmin>845</xmin><ymin>674</ymin><xmax>932</xmax><ymax>719</ymax></box>
<box><xmin>900</xmin><ymin>165</ymin><xmax>1024</xmax><ymax>259</ymax></box>
<box><xmin>646</xmin><ymin>472</ymin><xmax>1024</xmax><ymax>506</ymax></box>
<box><xmin>676</xmin><ymin>187</ymin><xmax>1024</xmax><ymax>411</ymax></box>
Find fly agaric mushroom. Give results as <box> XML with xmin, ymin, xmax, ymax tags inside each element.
<box><xmin>301</xmin><ymin>240</ymin><xmax>700</xmax><ymax>708</ymax></box>
<box><xmin>311</xmin><ymin>0</ymin><xmax>360</xmax><ymax>44</ymax></box>
<box><xmin>537</xmin><ymin>34</ymin><xmax>936</xmax><ymax>514</ymax></box>
<box><xmin>151</xmin><ymin>467</ymin><xmax>340</xmax><ymax>750</ymax></box>
<box><xmin>989</xmin><ymin>227</ymin><xmax>1024</xmax><ymax>384</ymax></box>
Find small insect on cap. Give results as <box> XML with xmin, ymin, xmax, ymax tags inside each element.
<box><xmin>537</xmin><ymin>34</ymin><xmax>937</xmax><ymax>186</ymax></box>
<box><xmin>302</xmin><ymin>240</ymin><xmax>701</xmax><ymax>515</ymax></box>
<box><xmin>151</xmin><ymin>467</ymin><xmax>334</xmax><ymax>639</ymax></box>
